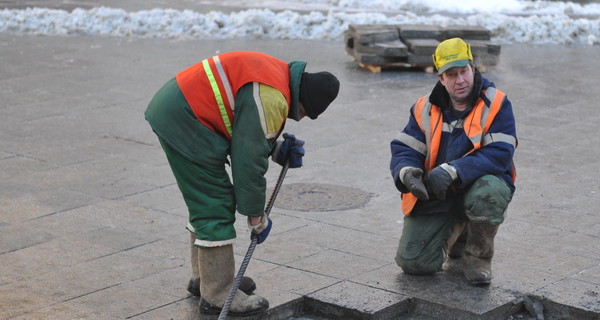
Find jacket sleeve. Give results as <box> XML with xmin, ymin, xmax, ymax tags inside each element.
<box><xmin>450</xmin><ymin>97</ymin><xmax>517</xmax><ymax>190</ymax></box>
<box><xmin>390</xmin><ymin>104</ymin><xmax>427</xmax><ymax>193</ymax></box>
<box><xmin>230</xmin><ymin>82</ymin><xmax>289</xmax><ymax>217</ymax></box>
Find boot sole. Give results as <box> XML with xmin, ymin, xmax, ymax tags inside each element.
<box><xmin>468</xmin><ymin>279</ymin><xmax>491</xmax><ymax>286</ymax></box>
<box><xmin>200</xmin><ymin>298</ymin><xmax>269</xmax><ymax>317</ymax></box>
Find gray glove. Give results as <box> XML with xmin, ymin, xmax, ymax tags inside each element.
<box><xmin>424</xmin><ymin>163</ymin><xmax>458</xmax><ymax>200</ymax></box>
<box><xmin>399</xmin><ymin>167</ymin><xmax>429</xmax><ymax>200</ymax></box>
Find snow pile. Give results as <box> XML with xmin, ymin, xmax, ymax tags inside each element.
<box><xmin>0</xmin><ymin>1</ymin><xmax>599</xmax><ymax>45</ymax></box>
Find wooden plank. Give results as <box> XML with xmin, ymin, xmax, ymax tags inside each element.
<box><xmin>374</xmin><ymin>40</ymin><xmax>408</xmax><ymax>57</ymax></box>
<box><xmin>398</xmin><ymin>24</ymin><xmax>444</xmax><ymax>40</ymax></box>
<box><xmin>468</xmin><ymin>40</ymin><xmax>501</xmax><ymax>55</ymax></box>
<box><xmin>354</xmin><ymin>39</ymin><xmax>408</xmax><ymax>57</ymax></box>
<box><xmin>407</xmin><ymin>53</ymin><xmax>434</xmax><ymax>66</ymax></box>
<box><xmin>348</xmin><ymin>24</ymin><xmax>399</xmax><ymax>44</ymax></box>
<box><xmin>353</xmin><ymin>52</ymin><xmax>406</xmax><ymax>66</ymax></box>
<box><xmin>359</xmin><ymin>63</ymin><xmax>382</xmax><ymax>73</ymax></box>
<box><xmin>358</xmin><ymin>63</ymin><xmax>435</xmax><ymax>73</ymax></box>
<box><xmin>404</xmin><ymin>38</ymin><xmax>439</xmax><ymax>55</ymax></box>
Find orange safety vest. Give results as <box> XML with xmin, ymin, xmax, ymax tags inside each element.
<box><xmin>176</xmin><ymin>51</ymin><xmax>291</xmax><ymax>140</ymax></box>
<box><xmin>401</xmin><ymin>87</ymin><xmax>516</xmax><ymax>216</ymax></box>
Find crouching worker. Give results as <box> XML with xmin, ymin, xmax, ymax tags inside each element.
<box><xmin>145</xmin><ymin>51</ymin><xmax>340</xmax><ymax>315</ymax></box>
<box><xmin>389</xmin><ymin>38</ymin><xmax>517</xmax><ymax>286</ymax></box>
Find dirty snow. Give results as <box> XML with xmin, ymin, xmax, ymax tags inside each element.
<box><xmin>0</xmin><ymin>0</ymin><xmax>599</xmax><ymax>45</ymax></box>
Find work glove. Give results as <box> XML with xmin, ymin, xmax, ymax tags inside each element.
<box><xmin>273</xmin><ymin>133</ymin><xmax>305</xmax><ymax>168</ymax></box>
<box><xmin>424</xmin><ymin>163</ymin><xmax>459</xmax><ymax>200</ymax></box>
<box><xmin>399</xmin><ymin>167</ymin><xmax>429</xmax><ymax>200</ymax></box>
<box><xmin>248</xmin><ymin>213</ymin><xmax>272</xmax><ymax>244</ymax></box>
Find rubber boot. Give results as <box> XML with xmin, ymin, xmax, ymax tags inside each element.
<box><xmin>187</xmin><ymin>234</ymin><xmax>257</xmax><ymax>297</ymax></box>
<box><xmin>198</xmin><ymin>245</ymin><xmax>269</xmax><ymax>316</ymax></box>
<box><xmin>448</xmin><ymin>222</ymin><xmax>467</xmax><ymax>259</ymax></box>
<box><xmin>463</xmin><ymin>222</ymin><xmax>499</xmax><ymax>286</ymax></box>
<box><xmin>187</xmin><ymin>233</ymin><xmax>201</xmax><ymax>296</ymax></box>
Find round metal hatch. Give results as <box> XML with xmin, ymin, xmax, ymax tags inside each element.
<box><xmin>273</xmin><ymin>183</ymin><xmax>371</xmax><ymax>212</ymax></box>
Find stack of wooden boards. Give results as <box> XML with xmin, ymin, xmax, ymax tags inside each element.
<box><xmin>344</xmin><ymin>24</ymin><xmax>500</xmax><ymax>73</ymax></box>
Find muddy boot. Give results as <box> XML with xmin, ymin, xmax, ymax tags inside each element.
<box><xmin>187</xmin><ymin>235</ymin><xmax>257</xmax><ymax>297</ymax></box>
<box><xmin>446</xmin><ymin>222</ymin><xmax>466</xmax><ymax>259</ymax></box>
<box><xmin>463</xmin><ymin>222</ymin><xmax>499</xmax><ymax>286</ymax></box>
<box><xmin>198</xmin><ymin>245</ymin><xmax>269</xmax><ymax>316</ymax></box>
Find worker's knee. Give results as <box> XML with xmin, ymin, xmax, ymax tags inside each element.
<box><xmin>396</xmin><ymin>257</ymin><xmax>443</xmax><ymax>275</ymax></box>
<box><xmin>464</xmin><ymin>175</ymin><xmax>513</xmax><ymax>225</ymax></box>
<box><xmin>395</xmin><ymin>239</ymin><xmax>444</xmax><ymax>275</ymax></box>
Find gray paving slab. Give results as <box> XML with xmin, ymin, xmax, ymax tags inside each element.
<box><xmin>1</xmin><ymin>4</ymin><xmax>600</xmax><ymax>320</ymax></box>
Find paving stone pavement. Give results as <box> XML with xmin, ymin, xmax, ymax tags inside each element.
<box><xmin>1</xmin><ymin>2</ymin><xmax>600</xmax><ymax>320</ymax></box>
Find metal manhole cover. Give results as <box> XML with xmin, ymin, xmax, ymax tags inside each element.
<box><xmin>273</xmin><ymin>183</ymin><xmax>371</xmax><ymax>212</ymax></box>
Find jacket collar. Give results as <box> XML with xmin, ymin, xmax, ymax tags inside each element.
<box><xmin>287</xmin><ymin>61</ymin><xmax>307</xmax><ymax>121</ymax></box>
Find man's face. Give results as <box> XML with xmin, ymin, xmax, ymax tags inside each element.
<box><xmin>439</xmin><ymin>65</ymin><xmax>475</xmax><ymax>104</ymax></box>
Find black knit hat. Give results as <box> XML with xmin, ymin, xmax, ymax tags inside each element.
<box><xmin>299</xmin><ymin>71</ymin><xmax>340</xmax><ymax>119</ymax></box>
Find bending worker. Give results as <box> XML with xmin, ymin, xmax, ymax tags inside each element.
<box><xmin>390</xmin><ymin>38</ymin><xmax>517</xmax><ymax>286</ymax></box>
<box><xmin>145</xmin><ymin>51</ymin><xmax>340</xmax><ymax>316</ymax></box>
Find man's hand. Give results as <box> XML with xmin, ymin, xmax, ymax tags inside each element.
<box><xmin>399</xmin><ymin>167</ymin><xmax>429</xmax><ymax>200</ymax></box>
<box><xmin>274</xmin><ymin>133</ymin><xmax>305</xmax><ymax>168</ymax></box>
<box><xmin>424</xmin><ymin>163</ymin><xmax>458</xmax><ymax>200</ymax></box>
<box><xmin>248</xmin><ymin>214</ymin><xmax>272</xmax><ymax>244</ymax></box>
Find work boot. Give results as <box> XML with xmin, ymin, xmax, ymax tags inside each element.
<box><xmin>187</xmin><ymin>234</ymin><xmax>257</xmax><ymax>297</ymax></box>
<box><xmin>446</xmin><ymin>222</ymin><xmax>466</xmax><ymax>259</ymax></box>
<box><xmin>463</xmin><ymin>222</ymin><xmax>499</xmax><ymax>286</ymax></box>
<box><xmin>198</xmin><ymin>245</ymin><xmax>269</xmax><ymax>316</ymax></box>
<box><xmin>187</xmin><ymin>233</ymin><xmax>201</xmax><ymax>295</ymax></box>
<box><xmin>188</xmin><ymin>277</ymin><xmax>257</xmax><ymax>297</ymax></box>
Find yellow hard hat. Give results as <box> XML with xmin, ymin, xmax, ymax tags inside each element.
<box><xmin>432</xmin><ymin>38</ymin><xmax>473</xmax><ymax>75</ymax></box>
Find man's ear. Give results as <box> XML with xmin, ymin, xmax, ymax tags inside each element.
<box><xmin>438</xmin><ymin>74</ymin><xmax>445</xmax><ymax>84</ymax></box>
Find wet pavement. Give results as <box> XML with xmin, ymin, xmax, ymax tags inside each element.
<box><xmin>1</xmin><ymin>2</ymin><xmax>600</xmax><ymax>320</ymax></box>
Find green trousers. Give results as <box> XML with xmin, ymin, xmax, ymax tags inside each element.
<box><xmin>395</xmin><ymin>175</ymin><xmax>513</xmax><ymax>275</ymax></box>
<box><xmin>159</xmin><ymin>139</ymin><xmax>237</xmax><ymax>248</ymax></box>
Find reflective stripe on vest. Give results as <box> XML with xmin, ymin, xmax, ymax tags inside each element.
<box><xmin>400</xmin><ymin>88</ymin><xmax>515</xmax><ymax>216</ymax></box>
<box><xmin>202</xmin><ymin>56</ymin><xmax>235</xmax><ymax>137</ymax></box>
